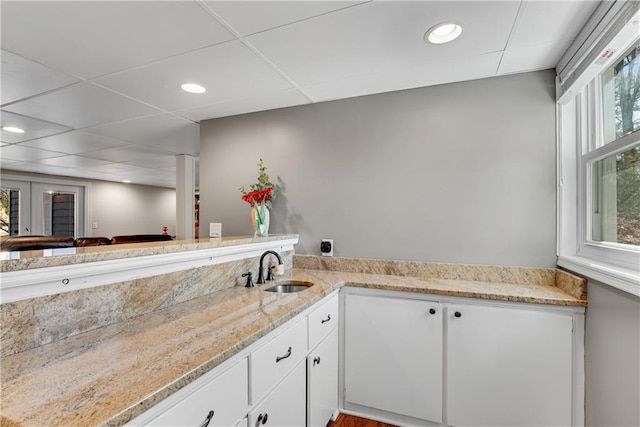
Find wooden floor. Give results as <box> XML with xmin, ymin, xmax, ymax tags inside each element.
<box><xmin>327</xmin><ymin>413</ymin><xmax>397</xmax><ymax>427</ymax></box>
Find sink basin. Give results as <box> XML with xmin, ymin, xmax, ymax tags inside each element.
<box><xmin>263</xmin><ymin>280</ymin><xmax>314</xmax><ymax>293</ymax></box>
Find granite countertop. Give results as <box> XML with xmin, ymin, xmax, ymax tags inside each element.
<box><xmin>0</xmin><ymin>268</ymin><xmax>587</xmax><ymax>427</ymax></box>
<box><xmin>0</xmin><ymin>235</ymin><xmax>298</xmax><ymax>272</ymax></box>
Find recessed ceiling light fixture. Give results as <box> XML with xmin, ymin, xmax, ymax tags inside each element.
<box><xmin>180</xmin><ymin>83</ymin><xmax>206</xmax><ymax>94</ymax></box>
<box><xmin>425</xmin><ymin>22</ymin><xmax>463</xmax><ymax>45</ymax></box>
<box><xmin>2</xmin><ymin>126</ymin><xmax>25</xmax><ymax>134</ymax></box>
<box><xmin>122</xmin><ymin>180</ymin><xmax>131</xmax><ymax>183</ymax></box>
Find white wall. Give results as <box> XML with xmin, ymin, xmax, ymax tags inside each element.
<box><xmin>90</xmin><ymin>181</ymin><xmax>175</xmax><ymax>237</ymax></box>
<box><xmin>585</xmin><ymin>281</ymin><xmax>640</xmax><ymax>426</ymax></box>
<box><xmin>200</xmin><ymin>70</ymin><xmax>557</xmax><ymax>267</ymax></box>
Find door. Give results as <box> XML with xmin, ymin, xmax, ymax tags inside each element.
<box><xmin>447</xmin><ymin>304</ymin><xmax>573</xmax><ymax>426</ymax></box>
<box><xmin>308</xmin><ymin>327</ymin><xmax>339</xmax><ymax>427</ymax></box>
<box><xmin>344</xmin><ymin>292</ymin><xmax>443</xmax><ymax>423</ymax></box>
<box><xmin>32</xmin><ymin>182</ymin><xmax>85</xmax><ymax>237</ymax></box>
<box><xmin>0</xmin><ymin>179</ymin><xmax>31</xmax><ymax>235</ymax></box>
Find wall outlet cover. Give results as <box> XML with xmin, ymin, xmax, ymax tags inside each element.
<box><xmin>321</xmin><ymin>239</ymin><xmax>333</xmax><ymax>257</ymax></box>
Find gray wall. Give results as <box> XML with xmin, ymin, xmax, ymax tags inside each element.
<box><xmin>200</xmin><ymin>70</ymin><xmax>557</xmax><ymax>267</ymax></box>
<box><xmin>90</xmin><ymin>180</ymin><xmax>175</xmax><ymax>237</ymax></box>
<box><xmin>585</xmin><ymin>281</ymin><xmax>640</xmax><ymax>426</ymax></box>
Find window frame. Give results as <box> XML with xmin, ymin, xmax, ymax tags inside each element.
<box><xmin>557</xmin><ymin>39</ymin><xmax>640</xmax><ymax>296</ymax></box>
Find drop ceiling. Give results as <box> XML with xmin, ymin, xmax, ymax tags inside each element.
<box><xmin>1</xmin><ymin>0</ymin><xmax>598</xmax><ymax>188</ymax></box>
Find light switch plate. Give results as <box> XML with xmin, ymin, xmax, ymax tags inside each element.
<box><xmin>209</xmin><ymin>222</ymin><xmax>222</xmax><ymax>237</ymax></box>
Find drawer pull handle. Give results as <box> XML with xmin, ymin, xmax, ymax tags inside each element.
<box><xmin>199</xmin><ymin>410</ymin><xmax>214</xmax><ymax>427</ymax></box>
<box><xmin>258</xmin><ymin>412</ymin><xmax>269</xmax><ymax>425</ymax></box>
<box><xmin>313</xmin><ymin>356</ymin><xmax>321</xmax><ymax>366</ymax></box>
<box><xmin>321</xmin><ymin>314</ymin><xmax>331</xmax><ymax>324</ymax></box>
<box><xmin>275</xmin><ymin>346</ymin><xmax>292</xmax><ymax>363</ymax></box>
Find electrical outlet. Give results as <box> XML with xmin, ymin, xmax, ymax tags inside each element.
<box><xmin>92</xmin><ymin>222</ymin><xmax>98</xmax><ymax>229</ymax></box>
<box><xmin>321</xmin><ymin>239</ymin><xmax>333</xmax><ymax>257</ymax></box>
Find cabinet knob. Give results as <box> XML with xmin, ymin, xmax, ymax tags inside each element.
<box><xmin>258</xmin><ymin>412</ymin><xmax>269</xmax><ymax>425</ymax></box>
<box><xmin>454</xmin><ymin>311</ymin><xmax>462</xmax><ymax>318</ymax></box>
<box><xmin>313</xmin><ymin>356</ymin><xmax>321</xmax><ymax>366</ymax></box>
<box><xmin>199</xmin><ymin>410</ymin><xmax>214</xmax><ymax>427</ymax></box>
<box><xmin>429</xmin><ymin>308</ymin><xmax>436</xmax><ymax>315</ymax></box>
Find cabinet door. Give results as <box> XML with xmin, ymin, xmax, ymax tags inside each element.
<box><xmin>308</xmin><ymin>327</ymin><xmax>339</xmax><ymax>427</ymax></box>
<box><xmin>344</xmin><ymin>293</ymin><xmax>443</xmax><ymax>423</ymax></box>
<box><xmin>447</xmin><ymin>304</ymin><xmax>573</xmax><ymax>427</ymax></box>
<box><xmin>249</xmin><ymin>361</ymin><xmax>306</xmax><ymax>427</ymax></box>
<box><xmin>146</xmin><ymin>359</ymin><xmax>248</xmax><ymax>427</ymax></box>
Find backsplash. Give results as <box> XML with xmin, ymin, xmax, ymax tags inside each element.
<box><xmin>294</xmin><ymin>255</ymin><xmax>586</xmax><ymax>297</ymax></box>
<box><xmin>0</xmin><ymin>250</ymin><xmax>293</xmax><ymax>357</ymax></box>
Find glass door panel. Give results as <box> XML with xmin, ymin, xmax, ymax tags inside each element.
<box><xmin>0</xmin><ymin>180</ymin><xmax>31</xmax><ymax>236</ymax></box>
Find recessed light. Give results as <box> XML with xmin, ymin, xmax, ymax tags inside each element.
<box><xmin>2</xmin><ymin>126</ymin><xmax>25</xmax><ymax>134</ymax></box>
<box><xmin>180</xmin><ymin>83</ymin><xmax>206</xmax><ymax>94</ymax></box>
<box><xmin>122</xmin><ymin>180</ymin><xmax>131</xmax><ymax>183</ymax></box>
<box><xmin>425</xmin><ymin>22</ymin><xmax>463</xmax><ymax>45</ymax></box>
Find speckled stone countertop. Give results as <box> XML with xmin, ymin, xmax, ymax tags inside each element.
<box><xmin>0</xmin><ymin>268</ymin><xmax>587</xmax><ymax>427</ymax></box>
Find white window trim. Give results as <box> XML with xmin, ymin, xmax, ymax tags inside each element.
<box><xmin>557</xmin><ymin>37</ymin><xmax>640</xmax><ymax>296</ymax></box>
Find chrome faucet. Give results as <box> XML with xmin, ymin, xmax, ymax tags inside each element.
<box><xmin>257</xmin><ymin>250</ymin><xmax>283</xmax><ymax>284</ymax></box>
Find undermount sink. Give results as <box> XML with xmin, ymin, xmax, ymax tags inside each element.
<box><xmin>263</xmin><ymin>280</ymin><xmax>314</xmax><ymax>293</ymax></box>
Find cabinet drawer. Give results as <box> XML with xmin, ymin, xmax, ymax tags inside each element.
<box><xmin>308</xmin><ymin>293</ymin><xmax>339</xmax><ymax>350</ymax></box>
<box><xmin>251</xmin><ymin>318</ymin><xmax>307</xmax><ymax>404</ymax></box>
<box><xmin>146</xmin><ymin>358</ymin><xmax>248</xmax><ymax>427</ymax></box>
<box><xmin>249</xmin><ymin>361</ymin><xmax>306</xmax><ymax>427</ymax></box>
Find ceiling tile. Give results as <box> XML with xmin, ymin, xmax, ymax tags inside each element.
<box><xmin>509</xmin><ymin>1</ymin><xmax>600</xmax><ymax>47</ymax></box>
<box><xmin>0</xmin><ymin>144</ymin><xmax>65</xmax><ymax>162</ymax></box>
<box><xmin>499</xmin><ymin>40</ymin><xmax>574</xmax><ymax>75</ymax></box>
<box><xmin>19</xmin><ymin>130</ymin><xmax>129</xmax><ymax>154</ymax></box>
<box><xmin>304</xmin><ymin>51</ymin><xmax>503</xmax><ymax>102</ymax></box>
<box><xmin>87</xmin><ymin>145</ymin><xmax>173</xmax><ymax>163</ymax></box>
<box><xmin>0</xmin><ymin>161</ymin><xmax>71</xmax><ymax>176</ymax></box>
<box><xmin>0</xmin><ymin>1</ymin><xmax>234</xmax><ymax>79</ymax></box>
<box><xmin>84</xmin><ymin>113</ymin><xmax>199</xmax><ymax>155</ymax></box>
<box><xmin>0</xmin><ymin>111</ymin><xmax>72</xmax><ymax>143</ymax></box>
<box><xmin>175</xmin><ymin>88</ymin><xmax>311</xmax><ymax>121</ymax></box>
<box><xmin>36</xmin><ymin>154</ymin><xmax>111</xmax><ymax>169</ymax></box>
<box><xmin>1</xmin><ymin>50</ymin><xmax>79</xmax><ymax>105</ymax></box>
<box><xmin>3</xmin><ymin>82</ymin><xmax>160</xmax><ymax>129</ymax></box>
<box><xmin>94</xmin><ymin>41</ymin><xmax>293</xmax><ymax>111</ymax></box>
<box><xmin>89</xmin><ymin>162</ymin><xmax>153</xmax><ymax>175</ymax></box>
<box><xmin>125</xmin><ymin>155</ymin><xmax>178</xmax><ymax>169</ymax></box>
<box><xmin>204</xmin><ymin>1</ymin><xmax>363</xmax><ymax>35</ymax></box>
<box><xmin>248</xmin><ymin>1</ymin><xmax>520</xmax><ymax>87</ymax></box>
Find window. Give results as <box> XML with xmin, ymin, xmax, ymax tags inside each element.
<box><xmin>558</xmin><ymin>35</ymin><xmax>640</xmax><ymax>295</ymax></box>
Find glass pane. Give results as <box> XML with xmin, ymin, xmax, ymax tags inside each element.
<box><xmin>1</xmin><ymin>189</ymin><xmax>20</xmax><ymax>236</ymax></box>
<box><xmin>591</xmin><ymin>143</ymin><xmax>640</xmax><ymax>246</ymax></box>
<box><xmin>601</xmin><ymin>40</ymin><xmax>640</xmax><ymax>144</ymax></box>
<box><xmin>42</xmin><ymin>191</ymin><xmax>75</xmax><ymax>236</ymax></box>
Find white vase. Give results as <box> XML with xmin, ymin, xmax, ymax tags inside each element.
<box><xmin>251</xmin><ymin>205</ymin><xmax>270</xmax><ymax>237</ymax></box>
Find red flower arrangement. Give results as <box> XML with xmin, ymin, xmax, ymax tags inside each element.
<box><xmin>239</xmin><ymin>159</ymin><xmax>277</xmax><ymax>236</ymax></box>
<box><xmin>241</xmin><ymin>186</ymin><xmax>273</xmax><ymax>206</ymax></box>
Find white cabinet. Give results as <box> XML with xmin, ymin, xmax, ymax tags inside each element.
<box><xmin>308</xmin><ymin>293</ymin><xmax>339</xmax><ymax>349</ymax></box>
<box><xmin>140</xmin><ymin>358</ymin><xmax>248</xmax><ymax>427</ymax></box>
<box><xmin>344</xmin><ymin>292</ymin><xmax>443</xmax><ymax>424</ymax></box>
<box><xmin>308</xmin><ymin>327</ymin><xmax>339</xmax><ymax>427</ymax></box>
<box><xmin>447</xmin><ymin>303</ymin><xmax>573</xmax><ymax>427</ymax></box>
<box><xmin>249</xmin><ymin>361</ymin><xmax>307</xmax><ymax>427</ymax></box>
